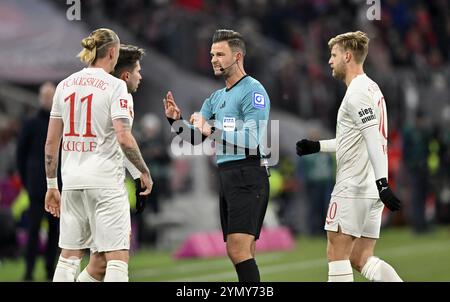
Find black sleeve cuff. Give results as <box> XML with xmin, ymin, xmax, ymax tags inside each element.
<box><xmin>167</xmin><ymin>116</ymin><xmax>183</xmax><ymax>126</ymax></box>
<box><xmin>167</xmin><ymin>116</ymin><xmax>184</xmax><ymax>135</ymax></box>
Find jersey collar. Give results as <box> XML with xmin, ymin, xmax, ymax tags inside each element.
<box><xmin>225</xmin><ymin>75</ymin><xmax>249</xmax><ymax>92</ymax></box>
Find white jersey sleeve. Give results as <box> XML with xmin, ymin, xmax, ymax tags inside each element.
<box><xmin>347</xmin><ymin>91</ymin><xmax>387</xmax><ymax>180</ymax></box>
<box><xmin>361</xmin><ymin>125</ymin><xmax>388</xmax><ymax>180</ymax></box>
<box><xmin>319</xmin><ymin>139</ymin><xmax>336</xmax><ymax>152</ymax></box>
<box><xmin>111</xmin><ymin>81</ymin><xmax>132</xmax><ymax>121</ymax></box>
<box><xmin>346</xmin><ymin>92</ymin><xmax>378</xmax><ymax>131</ymax></box>
<box><xmin>50</xmin><ymin>83</ymin><xmax>63</xmax><ymax>119</ymax></box>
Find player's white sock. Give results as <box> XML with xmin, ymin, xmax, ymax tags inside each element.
<box><xmin>328</xmin><ymin>260</ymin><xmax>354</xmax><ymax>282</ymax></box>
<box><xmin>77</xmin><ymin>268</ymin><xmax>102</xmax><ymax>282</ymax></box>
<box><xmin>53</xmin><ymin>255</ymin><xmax>81</xmax><ymax>282</ymax></box>
<box><xmin>104</xmin><ymin>260</ymin><xmax>129</xmax><ymax>282</ymax></box>
<box><xmin>361</xmin><ymin>256</ymin><xmax>403</xmax><ymax>282</ymax></box>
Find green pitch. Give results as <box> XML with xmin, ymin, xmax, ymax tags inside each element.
<box><xmin>1</xmin><ymin>226</ymin><xmax>449</xmax><ymax>282</ymax></box>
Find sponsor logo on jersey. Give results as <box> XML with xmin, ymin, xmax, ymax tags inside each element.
<box><xmin>120</xmin><ymin>99</ymin><xmax>128</xmax><ymax>109</ymax></box>
<box><xmin>253</xmin><ymin>92</ymin><xmax>265</xmax><ymax>109</ymax></box>
<box><xmin>223</xmin><ymin>117</ymin><xmax>236</xmax><ymax>131</ymax></box>
<box><xmin>358</xmin><ymin>107</ymin><xmax>376</xmax><ymax>124</ymax></box>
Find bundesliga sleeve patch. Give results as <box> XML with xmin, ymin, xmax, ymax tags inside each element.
<box><xmin>253</xmin><ymin>92</ymin><xmax>266</xmax><ymax>108</ymax></box>
<box><xmin>120</xmin><ymin>99</ymin><xmax>128</xmax><ymax>109</ymax></box>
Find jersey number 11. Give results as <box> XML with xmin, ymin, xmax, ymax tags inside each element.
<box><xmin>64</xmin><ymin>92</ymin><xmax>97</xmax><ymax>138</ymax></box>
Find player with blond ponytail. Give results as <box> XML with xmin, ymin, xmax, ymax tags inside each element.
<box><xmin>44</xmin><ymin>28</ymin><xmax>152</xmax><ymax>282</ymax></box>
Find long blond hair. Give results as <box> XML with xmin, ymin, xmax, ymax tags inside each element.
<box><xmin>77</xmin><ymin>28</ymin><xmax>119</xmax><ymax>65</ymax></box>
<box><xmin>328</xmin><ymin>31</ymin><xmax>370</xmax><ymax>64</ymax></box>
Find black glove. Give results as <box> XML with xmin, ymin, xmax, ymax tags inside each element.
<box><xmin>296</xmin><ymin>139</ymin><xmax>320</xmax><ymax>156</ymax></box>
<box><xmin>376</xmin><ymin>178</ymin><xmax>401</xmax><ymax>212</ymax></box>
<box><xmin>134</xmin><ymin>178</ymin><xmax>148</xmax><ymax>214</ymax></box>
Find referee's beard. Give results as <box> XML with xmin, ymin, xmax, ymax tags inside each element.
<box><xmin>214</xmin><ymin>68</ymin><xmax>230</xmax><ymax>78</ymax></box>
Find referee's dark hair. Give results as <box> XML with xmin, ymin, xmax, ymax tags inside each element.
<box><xmin>212</xmin><ymin>29</ymin><xmax>246</xmax><ymax>56</ymax></box>
<box><xmin>113</xmin><ymin>44</ymin><xmax>145</xmax><ymax>77</ymax></box>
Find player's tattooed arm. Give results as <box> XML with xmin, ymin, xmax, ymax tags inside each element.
<box><xmin>44</xmin><ymin>118</ymin><xmax>63</xmax><ymax>179</ymax></box>
<box><xmin>114</xmin><ymin>118</ymin><xmax>149</xmax><ymax>174</ymax></box>
<box><xmin>114</xmin><ymin>117</ymin><xmax>132</xmax><ymax>133</ymax></box>
<box><xmin>45</xmin><ymin>154</ymin><xmax>58</xmax><ymax>178</ymax></box>
<box><xmin>122</xmin><ymin>145</ymin><xmax>148</xmax><ymax>175</ymax></box>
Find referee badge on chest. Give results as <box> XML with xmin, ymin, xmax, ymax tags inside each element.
<box><xmin>223</xmin><ymin>117</ymin><xmax>236</xmax><ymax>131</ymax></box>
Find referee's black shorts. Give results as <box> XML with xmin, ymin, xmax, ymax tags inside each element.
<box><xmin>218</xmin><ymin>157</ymin><xmax>270</xmax><ymax>242</ymax></box>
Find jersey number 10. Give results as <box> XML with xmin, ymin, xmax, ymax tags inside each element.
<box><xmin>64</xmin><ymin>92</ymin><xmax>97</xmax><ymax>138</ymax></box>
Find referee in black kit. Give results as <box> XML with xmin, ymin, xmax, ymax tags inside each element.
<box><xmin>164</xmin><ymin>29</ymin><xmax>271</xmax><ymax>282</ymax></box>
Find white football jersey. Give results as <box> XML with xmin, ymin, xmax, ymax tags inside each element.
<box><xmin>332</xmin><ymin>73</ymin><xmax>388</xmax><ymax>198</ymax></box>
<box><xmin>51</xmin><ymin>67</ymin><xmax>132</xmax><ymax>189</ymax></box>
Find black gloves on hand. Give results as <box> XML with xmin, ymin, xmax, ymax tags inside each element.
<box><xmin>376</xmin><ymin>178</ymin><xmax>401</xmax><ymax>212</ymax></box>
<box><xmin>296</xmin><ymin>139</ymin><xmax>320</xmax><ymax>156</ymax></box>
<box><xmin>134</xmin><ymin>178</ymin><xmax>148</xmax><ymax>214</ymax></box>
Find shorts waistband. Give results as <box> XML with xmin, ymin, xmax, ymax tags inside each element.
<box><xmin>218</xmin><ymin>157</ymin><xmax>261</xmax><ymax>170</ymax></box>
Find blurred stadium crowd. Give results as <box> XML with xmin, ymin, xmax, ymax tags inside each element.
<box><xmin>1</xmin><ymin>0</ymin><xmax>449</xmax><ymax>264</ymax></box>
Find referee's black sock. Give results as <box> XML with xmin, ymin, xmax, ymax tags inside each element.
<box><xmin>235</xmin><ymin>258</ymin><xmax>260</xmax><ymax>282</ymax></box>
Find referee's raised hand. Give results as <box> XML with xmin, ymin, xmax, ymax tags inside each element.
<box><xmin>163</xmin><ymin>91</ymin><xmax>181</xmax><ymax>120</ymax></box>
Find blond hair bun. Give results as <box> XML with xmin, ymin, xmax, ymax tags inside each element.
<box><xmin>81</xmin><ymin>37</ymin><xmax>96</xmax><ymax>50</ymax></box>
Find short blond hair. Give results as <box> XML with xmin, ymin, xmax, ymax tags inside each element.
<box><xmin>77</xmin><ymin>28</ymin><xmax>119</xmax><ymax>65</ymax></box>
<box><xmin>328</xmin><ymin>31</ymin><xmax>369</xmax><ymax>64</ymax></box>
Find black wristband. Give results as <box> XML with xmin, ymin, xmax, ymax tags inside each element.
<box><xmin>167</xmin><ymin>115</ymin><xmax>183</xmax><ymax>126</ymax></box>
<box><xmin>376</xmin><ymin>177</ymin><xmax>388</xmax><ymax>192</ymax></box>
